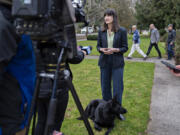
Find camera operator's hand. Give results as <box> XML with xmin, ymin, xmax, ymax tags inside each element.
<box><xmin>53</xmin><ymin>131</ymin><xmax>64</xmax><ymax>135</ymax></box>
<box><xmin>82</xmin><ymin>50</ymin><xmax>87</xmax><ymax>56</ymax></box>
<box><xmin>78</xmin><ymin>46</ymin><xmax>92</xmax><ymax>55</ymax></box>
<box><xmin>170</xmin><ymin>65</ymin><xmax>180</xmax><ymax>77</ymax></box>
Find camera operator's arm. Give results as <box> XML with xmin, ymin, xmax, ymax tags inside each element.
<box><xmin>0</xmin><ymin>62</ymin><xmax>6</xmax><ymax>74</ymax></box>
<box><xmin>169</xmin><ymin>65</ymin><xmax>180</xmax><ymax>77</ymax></box>
<box><xmin>0</xmin><ymin>63</ymin><xmax>5</xmax><ymax>80</ymax></box>
<box><xmin>68</xmin><ymin>50</ymin><xmax>85</xmax><ymax>64</ymax></box>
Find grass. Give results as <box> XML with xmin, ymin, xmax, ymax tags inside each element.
<box><xmin>77</xmin><ymin>35</ymin><xmax>166</xmax><ymax>58</ymax></box>
<box><xmin>61</xmin><ymin>59</ymin><xmax>155</xmax><ymax>135</ymax></box>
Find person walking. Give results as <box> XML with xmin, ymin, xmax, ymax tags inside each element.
<box><xmin>127</xmin><ymin>25</ymin><xmax>147</xmax><ymax>60</ymax></box>
<box><xmin>97</xmin><ymin>9</ymin><xmax>128</xmax><ymax>120</ymax></box>
<box><xmin>167</xmin><ymin>24</ymin><xmax>176</xmax><ymax>60</ymax></box>
<box><xmin>146</xmin><ymin>24</ymin><xmax>162</xmax><ymax>59</ymax></box>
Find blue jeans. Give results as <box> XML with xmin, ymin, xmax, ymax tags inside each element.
<box><xmin>100</xmin><ymin>66</ymin><xmax>124</xmax><ymax>105</ymax></box>
<box><xmin>167</xmin><ymin>44</ymin><xmax>174</xmax><ymax>59</ymax></box>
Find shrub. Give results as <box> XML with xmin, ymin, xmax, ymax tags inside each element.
<box><xmin>140</xmin><ymin>34</ymin><xmax>150</xmax><ymax>39</ymax></box>
<box><xmin>87</xmin><ymin>35</ymin><xmax>98</xmax><ymax>40</ymax></box>
<box><xmin>175</xmin><ymin>31</ymin><xmax>180</xmax><ymax>65</ymax></box>
<box><xmin>160</xmin><ymin>33</ymin><xmax>168</xmax><ymax>42</ymax></box>
<box><xmin>159</xmin><ymin>29</ymin><xmax>167</xmax><ymax>36</ymax></box>
<box><xmin>128</xmin><ymin>34</ymin><xmax>133</xmax><ymax>39</ymax></box>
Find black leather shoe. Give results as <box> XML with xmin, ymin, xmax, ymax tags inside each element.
<box><xmin>127</xmin><ymin>57</ymin><xmax>132</xmax><ymax>59</ymax></box>
<box><xmin>143</xmin><ymin>56</ymin><xmax>147</xmax><ymax>60</ymax></box>
<box><xmin>117</xmin><ymin>114</ymin><xmax>126</xmax><ymax>121</ymax></box>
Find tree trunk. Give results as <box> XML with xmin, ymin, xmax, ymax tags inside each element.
<box><xmin>175</xmin><ymin>31</ymin><xmax>180</xmax><ymax>65</ymax></box>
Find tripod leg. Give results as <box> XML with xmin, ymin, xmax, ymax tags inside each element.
<box><xmin>44</xmin><ymin>49</ymin><xmax>65</xmax><ymax>135</ymax></box>
<box><xmin>26</xmin><ymin>76</ymin><xmax>42</xmax><ymax>135</ymax></box>
<box><xmin>32</xmin><ymin>107</ymin><xmax>37</xmax><ymax>135</ymax></box>
<box><xmin>66</xmin><ymin>79</ymin><xmax>94</xmax><ymax>135</ymax></box>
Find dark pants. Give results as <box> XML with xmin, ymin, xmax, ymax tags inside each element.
<box><xmin>146</xmin><ymin>42</ymin><xmax>162</xmax><ymax>58</ymax></box>
<box><xmin>0</xmin><ymin>73</ymin><xmax>24</xmax><ymax>135</ymax></box>
<box><xmin>100</xmin><ymin>63</ymin><xmax>124</xmax><ymax>105</ymax></box>
<box><xmin>35</xmin><ymin>89</ymin><xmax>69</xmax><ymax>135</ymax></box>
<box><xmin>167</xmin><ymin>44</ymin><xmax>175</xmax><ymax>60</ymax></box>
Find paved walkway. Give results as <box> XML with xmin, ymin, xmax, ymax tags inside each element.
<box><xmin>86</xmin><ymin>56</ymin><xmax>180</xmax><ymax>135</ymax></box>
<box><xmin>86</xmin><ymin>55</ymin><xmax>172</xmax><ymax>63</ymax></box>
<box><xmin>147</xmin><ymin>62</ymin><xmax>180</xmax><ymax>135</ymax></box>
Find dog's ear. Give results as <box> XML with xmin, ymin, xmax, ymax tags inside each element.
<box><xmin>112</xmin><ymin>96</ymin><xmax>118</xmax><ymax>107</ymax></box>
<box><xmin>112</xmin><ymin>95</ymin><xmax>118</xmax><ymax>103</ymax></box>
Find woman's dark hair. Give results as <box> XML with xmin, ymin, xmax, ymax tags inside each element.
<box><xmin>102</xmin><ymin>9</ymin><xmax>120</xmax><ymax>32</ymax></box>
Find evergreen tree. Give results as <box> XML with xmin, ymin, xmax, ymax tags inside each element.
<box><xmin>135</xmin><ymin>0</ymin><xmax>180</xmax><ymax>34</ymax></box>
<box><xmin>84</xmin><ymin>0</ymin><xmax>135</xmax><ymax>29</ymax></box>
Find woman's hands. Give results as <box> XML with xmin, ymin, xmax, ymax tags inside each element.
<box><xmin>111</xmin><ymin>48</ymin><xmax>120</xmax><ymax>53</ymax></box>
<box><xmin>100</xmin><ymin>48</ymin><xmax>120</xmax><ymax>55</ymax></box>
<box><xmin>100</xmin><ymin>48</ymin><xmax>113</xmax><ymax>55</ymax></box>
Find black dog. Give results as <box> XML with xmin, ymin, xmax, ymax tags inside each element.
<box><xmin>79</xmin><ymin>97</ymin><xmax>127</xmax><ymax>135</ymax></box>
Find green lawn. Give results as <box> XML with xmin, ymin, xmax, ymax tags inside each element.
<box><xmin>61</xmin><ymin>59</ymin><xmax>155</xmax><ymax>135</ymax></box>
<box><xmin>77</xmin><ymin>36</ymin><xmax>166</xmax><ymax>58</ymax></box>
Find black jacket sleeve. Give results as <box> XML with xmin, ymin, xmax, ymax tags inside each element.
<box><xmin>68</xmin><ymin>50</ymin><xmax>85</xmax><ymax>64</ymax></box>
<box><xmin>0</xmin><ymin>11</ymin><xmax>20</xmax><ymax>75</ymax></box>
<box><xmin>118</xmin><ymin>28</ymin><xmax>128</xmax><ymax>54</ymax></box>
<box><xmin>97</xmin><ymin>30</ymin><xmax>103</xmax><ymax>53</ymax></box>
<box><xmin>0</xmin><ymin>63</ymin><xmax>6</xmax><ymax>74</ymax></box>
<box><xmin>0</xmin><ymin>63</ymin><xmax>4</xmax><ymax>80</ymax></box>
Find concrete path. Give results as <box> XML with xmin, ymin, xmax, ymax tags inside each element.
<box><xmin>147</xmin><ymin>62</ymin><xmax>180</xmax><ymax>135</ymax></box>
<box><xmin>77</xmin><ymin>39</ymin><xmax>87</xmax><ymax>41</ymax></box>
<box><xmin>86</xmin><ymin>55</ymin><xmax>170</xmax><ymax>64</ymax></box>
<box><xmin>86</xmin><ymin>56</ymin><xmax>180</xmax><ymax>135</ymax></box>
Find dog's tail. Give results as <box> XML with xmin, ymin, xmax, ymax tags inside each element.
<box><xmin>105</xmin><ymin>127</ymin><xmax>114</xmax><ymax>135</ymax></box>
<box><xmin>77</xmin><ymin>100</ymin><xmax>100</xmax><ymax>120</ymax></box>
<box><xmin>77</xmin><ymin>104</ymin><xmax>90</xmax><ymax>120</ymax></box>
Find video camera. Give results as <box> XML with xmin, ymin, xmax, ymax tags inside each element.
<box><xmin>12</xmin><ymin>0</ymin><xmax>88</xmax><ymax>59</ymax></box>
<box><xmin>11</xmin><ymin>1</ymin><xmax>94</xmax><ymax>135</ymax></box>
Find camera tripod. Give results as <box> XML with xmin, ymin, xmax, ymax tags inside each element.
<box><xmin>25</xmin><ymin>47</ymin><xmax>94</xmax><ymax>135</ymax></box>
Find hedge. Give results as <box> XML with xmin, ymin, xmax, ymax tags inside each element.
<box><xmin>159</xmin><ymin>29</ymin><xmax>167</xmax><ymax>36</ymax></box>
<box><xmin>160</xmin><ymin>33</ymin><xmax>168</xmax><ymax>42</ymax></box>
<box><xmin>87</xmin><ymin>35</ymin><xmax>98</xmax><ymax>40</ymax></box>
